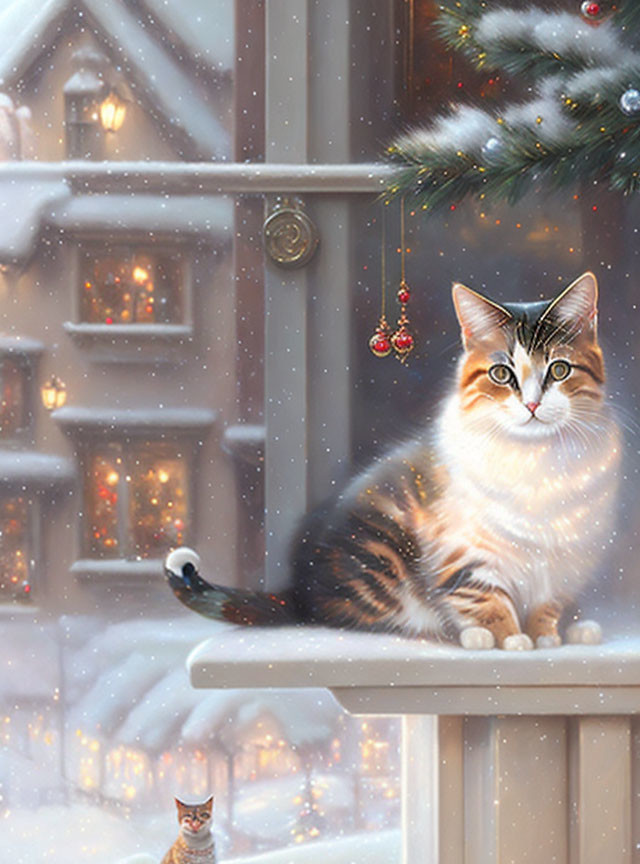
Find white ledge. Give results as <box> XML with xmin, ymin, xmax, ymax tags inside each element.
<box><xmin>71</xmin><ymin>558</ymin><xmax>163</xmax><ymax>584</ymax></box>
<box><xmin>53</xmin><ymin>406</ymin><xmax>217</xmax><ymax>433</ymax></box>
<box><xmin>63</xmin><ymin>321</ymin><xmax>193</xmax><ymax>345</ymax></box>
<box><xmin>0</xmin><ymin>336</ymin><xmax>45</xmax><ymax>355</ymax></box>
<box><xmin>63</xmin><ymin>322</ymin><xmax>194</xmax><ymax>364</ymax></box>
<box><xmin>63</xmin><ymin>322</ymin><xmax>193</xmax><ymax>339</ymax></box>
<box><xmin>0</xmin><ymin>450</ymin><xmax>75</xmax><ymax>489</ymax></box>
<box><xmin>187</xmin><ymin>626</ymin><xmax>640</xmax><ymax>716</ymax></box>
<box><xmin>49</xmin><ymin>195</ymin><xmax>233</xmax><ymax>238</ymax></box>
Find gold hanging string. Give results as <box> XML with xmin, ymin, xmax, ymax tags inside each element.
<box><xmin>400</xmin><ymin>195</ymin><xmax>406</xmax><ymax>286</ymax></box>
<box><xmin>368</xmin><ymin>203</ymin><xmax>392</xmax><ymax>357</ymax></box>
<box><xmin>391</xmin><ymin>195</ymin><xmax>414</xmax><ymax>361</ymax></box>
<box><xmin>381</xmin><ymin>203</ymin><xmax>387</xmax><ymax>320</ymax></box>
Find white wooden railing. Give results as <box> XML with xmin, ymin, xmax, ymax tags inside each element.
<box><xmin>188</xmin><ymin>626</ymin><xmax>640</xmax><ymax>864</ymax></box>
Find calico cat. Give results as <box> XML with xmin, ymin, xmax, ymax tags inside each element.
<box><xmin>166</xmin><ymin>272</ymin><xmax>620</xmax><ymax>650</ymax></box>
<box><xmin>161</xmin><ymin>796</ymin><xmax>216</xmax><ymax>864</ymax></box>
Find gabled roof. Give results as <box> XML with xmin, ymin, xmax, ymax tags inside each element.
<box><xmin>0</xmin><ymin>0</ymin><xmax>232</xmax><ymax>160</ymax></box>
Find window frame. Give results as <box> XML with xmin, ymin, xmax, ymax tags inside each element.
<box><xmin>0</xmin><ymin>342</ymin><xmax>41</xmax><ymax>445</ymax></box>
<box><xmin>82</xmin><ymin>439</ymin><xmax>191</xmax><ymax>562</ymax></box>
<box><xmin>76</xmin><ymin>241</ymin><xmax>187</xmax><ymax>328</ymax></box>
<box><xmin>0</xmin><ymin>492</ymin><xmax>38</xmax><ymax>605</ymax></box>
<box><xmin>53</xmin><ymin>406</ymin><xmax>216</xmax><ymax>584</ymax></box>
<box><xmin>62</xmin><ymin>232</ymin><xmax>199</xmax><ymax>364</ymax></box>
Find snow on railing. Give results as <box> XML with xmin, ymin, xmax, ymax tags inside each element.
<box><xmin>188</xmin><ymin>625</ymin><xmax>640</xmax><ymax>864</ymax></box>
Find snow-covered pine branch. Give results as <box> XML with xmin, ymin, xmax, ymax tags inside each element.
<box><xmin>387</xmin><ymin>1</ymin><xmax>640</xmax><ymax>208</ymax></box>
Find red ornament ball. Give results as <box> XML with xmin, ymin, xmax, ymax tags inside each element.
<box><xmin>392</xmin><ymin>328</ymin><xmax>414</xmax><ymax>354</ymax></box>
<box><xmin>369</xmin><ymin>331</ymin><xmax>392</xmax><ymax>357</ymax></box>
<box><xmin>580</xmin><ymin>1</ymin><xmax>602</xmax><ymax>18</ymax></box>
<box><xmin>397</xmin><ymin>284</ymin><xmax>411</xmax><ymax>304</ymax></box>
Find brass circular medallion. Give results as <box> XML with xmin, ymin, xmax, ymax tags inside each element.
<box><xmin>263</xmin><ymin>208</ymin><xmax>319</xmax><ymax>269</ymax></box>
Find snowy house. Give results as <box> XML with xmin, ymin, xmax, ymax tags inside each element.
<box><xmin>0</xmin><ymin>0</ymin><xmax>242</xmax><ymax>610</ymax></box>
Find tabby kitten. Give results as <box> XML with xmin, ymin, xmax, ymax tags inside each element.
<box><xmin>166</xmin><ymin>272</ymin><xmax>620</xmax><ymax>650</ymax></box>
<box><xmin>161</xmin><ymin>796</ymin><xmax>215</xmax><ymax>864</ymax></box>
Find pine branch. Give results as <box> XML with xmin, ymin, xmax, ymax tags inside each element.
<box><xmin>434</xmin><ymin>1</ymin><xmax>487</xmax><ymax>66</ymax></box>
<box><xmin>388</xmin><ymin>119</ymin><xmax>639</xmax><ymax>212</ymax></box>
<box><xmin>386</xmin><ymin>1</ymin><xmax>640</xmax><ymax>210</ymax></box>
<box><xmin>436</xmin><ymin>5</ymin><xmax>604</xmax><ymax>79</ymax></box>
<box><xmin>615</xmin><ymin>0</ymin><xmax>640</xmax><ymax>37</ymax></box>
<box><xmin>482</xmin><ymin>42</ymin><xmax>590</xmax><ymax>79</ymax></box>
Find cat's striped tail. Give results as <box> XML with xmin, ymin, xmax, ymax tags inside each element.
<box><xmin>164</xmin><ymin>547</ymin><xmax>300</xmax><ymax>626</ymax></box>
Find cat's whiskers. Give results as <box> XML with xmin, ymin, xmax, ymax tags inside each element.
<box><xmin>603</xmin><ymin>399</ymin><xmax>639</xmax><ymax>437</ymax></box>
<box><xmin>562</xmin><ymin>418</ymin><xmax>593</xmax><ymax>452</ymax></box>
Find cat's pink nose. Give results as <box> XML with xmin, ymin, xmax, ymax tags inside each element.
<box><xmin>526</xmin><ymin>401</ymin><xmax>540</xmax><ymax>415</ymax></box>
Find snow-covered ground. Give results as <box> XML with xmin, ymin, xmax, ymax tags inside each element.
<box><xmin>1</xmin><ymin>614</ymin><xmax>401</xmax><ymax>863</ymax></box>
<box><xmin>3</xmin><ymin>804</ymin><xmax>400</xmax><ymax>864</ymax></box>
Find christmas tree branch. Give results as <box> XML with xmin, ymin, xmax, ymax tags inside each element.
<box><xmin>387</xmin><ymin>2</ymin><xmax>640</xmax><ymax>210</ymax></box>
<box><xmin>615</xmin><ymin>0</ymin><xmax>640</xmax><ymax>35</ymax></box>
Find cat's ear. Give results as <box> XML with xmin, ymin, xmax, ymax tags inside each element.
<box><xmin>543</xmin><ymin>271</ymin><xmax>598</xmax><ymax>340</ymax></box>
<box><xmin>204</xmin><ymin>795</ymin><xmax>214</xmax><ymax>809</ymax></box>
<box><xmin>452</xmin><ymin>283</ymin><xmax>511</xmax><ymax>349</ymax></box>
<box><xmin>175</xmin><ymin>797</ymin><xmax>187</xmax><ymax>814</ymax></box>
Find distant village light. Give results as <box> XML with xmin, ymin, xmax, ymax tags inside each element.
<box><xmin>100</xmin><ymin>91</ymin><xmax>127</xmax><ymax>132</ymax></box>
<box><xmin>41</xmin><ymin>375</ymin><xmax>67</xmax><ymax>411</ymax></box>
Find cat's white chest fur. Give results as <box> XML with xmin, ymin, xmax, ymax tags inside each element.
<box><xmin>435</xmin><ymin>395</ymin><xmax>620</xmax><ymax>612</ymax></box>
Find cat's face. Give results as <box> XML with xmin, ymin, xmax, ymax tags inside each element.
<box><xmin>452</xmin><ymin>272</ymin><xmax>605</xmax><ymax>440</ymax></box>
<box><xmin>175</xmin><ymin>796</ymin><xmax>214</xmax><ymax>835</ymax></box>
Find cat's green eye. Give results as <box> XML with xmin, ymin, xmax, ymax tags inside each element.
<box><xmin>488</xmin><ymin>364</ymin><xmax>513</xmax><ymax>385</ymax></box>
<box><xmin>549</xmin><ymin>360</ymin><xmax>571</xmax><ymax>381</ymax></box>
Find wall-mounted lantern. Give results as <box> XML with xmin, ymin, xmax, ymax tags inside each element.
<box><xmin>41</xmin><ymin>375</ymin><xmax>67</xmax><ymax>411</ymax></box>
<box><xmin>99</xmin><ymin>90</ymin><xmax>127</xmax><ymax>133</ymax></box>
<box><xmin>63</xmin><ymin>46</ymin><xmax>106</xmax><ymax>159</ymax></box>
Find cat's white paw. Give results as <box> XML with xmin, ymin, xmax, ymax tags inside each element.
<box><xmin>565</xmin><ymin>620</ymin><xmax>602</xmax><ymax>645</ymax></box>
<box><xmin>536</xmin><ymin>634</ymin><xmax>562</xmax><ymax>650</ymax></box>
<box><xmin>502</xmin><ymin>633</ymin><xmax>534</xmax><ymax>651</ymax></box>
<box><xmin>460</xmin><ymin>626</ymin><xmax>495</xmax><ymax>650</ymax></box>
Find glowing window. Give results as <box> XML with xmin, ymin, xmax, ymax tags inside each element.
<box><xmin>79</xmin><ymin>246</ymin><xmax>184</xmax><ymax>325</ymax></box>
<box><xmin>0</xmin><ymin>357</ymin><xmax>30</xmax><ymax>439</ymax></box>
<box><xmin>0</xmin><ymin>497</ymin><xmax>32</xmax><ymax>602</ymax></box>
<box><xmin>86</xmin><ymin>444</ymin><xmax>189</xmax><ymax>558</ymax></box>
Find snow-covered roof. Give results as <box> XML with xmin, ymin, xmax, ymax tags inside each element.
<box><xmin>141</xmin><ymin>0</ymin><xmax>234</xmax><ymax>75</ymax></box>
<box><xmin>113</xmin><ymin>674</ymin><xmax>339</xmax><ymax>752</ymax></box>
<box><xmin>67</xmin><ymin>651</ymin><xmax>167</xmax><ymax>736</ymax></box>
<box><xmin>0</xmin><ymin>449</ymin><xmax>75</xmax><ymax>490</ymax></box>
<box><xmin>47</xmin><ymin>194</ymin><xmax>234</xmax><ymax>240</ymax></box>
<box><xmin>0</xmin><ymin>186</ymin><xmax>232</xmax><ymax>266</ymax></box>
<box><xmin>0</xmin><ymin>617</ymin><xmax>60</xmax><ymax>698</ymax></box>
<box><xmin>0</xmin><ymin>1</ymin><xmax>68</xmax><ymax>89</ymax></box>
<box><xmin>233</xmin><ymin>690</ymin><xmax>340</xmax><ymax>749</ymax></box>
<box><xmin>116</xmin><ymin>666</ymin><xmax>204</xmax><ymax>751</ymax></box>
<box><xmin>0</xmin><ymin>0</ymin><xmax>231</xmax><ymax>160</ymax></box>
<box><xmin>65</xmin><ymin>617</ymin><xmax>342</xmax><ymax>753</ymax></box>
<box><xmin>0</xmin><ymin>177</ymin><xmax>69</xmax><ymax>264</ymax></box>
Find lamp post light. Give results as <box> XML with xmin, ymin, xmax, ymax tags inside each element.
<box><xmin>99</xmin><ymin>90</ymin><xmax>127</xmax><ymax>133</ymax></box>
<box><xmin>41</xmin><ymin>375</ymin><xmax>67</xmax><ymax>411</ymax></box>
<box><xmin>63</xmin><ymin>46</ymin><xmax>106</xmax><ymax>159</ymax></box>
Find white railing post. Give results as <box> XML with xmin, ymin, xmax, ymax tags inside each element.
<box><xmin>189</xmin><ymin>629</ymin><xmax>640</xmax><ymax>864</ymax></box>
<box><xmin>569</xmin><ymin>716</ymin><xmax>632</xmax><ymax>864</ymax></box>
